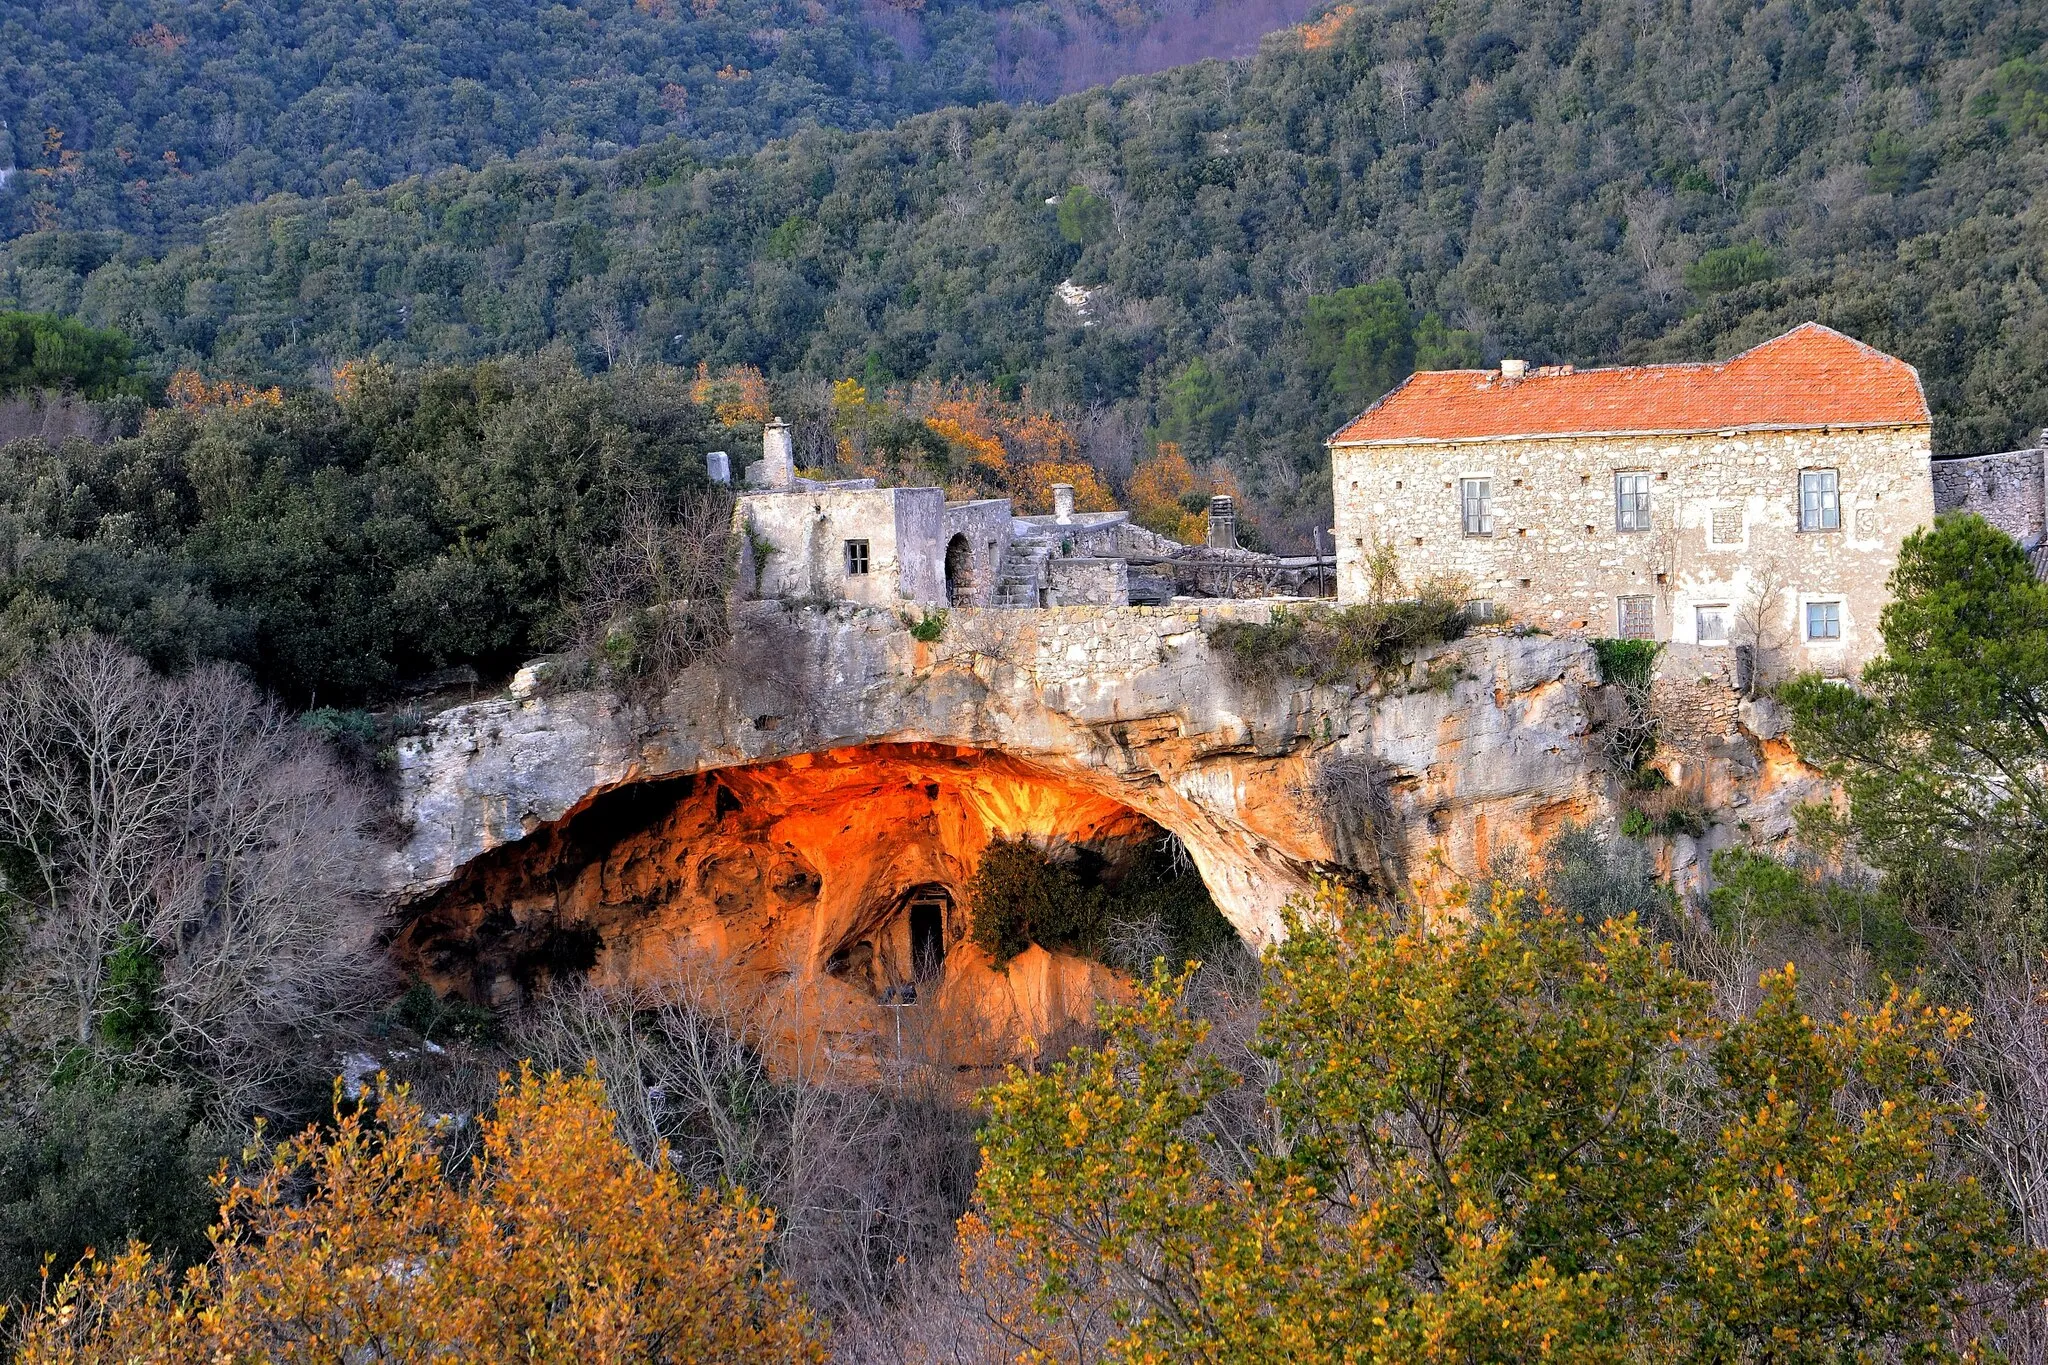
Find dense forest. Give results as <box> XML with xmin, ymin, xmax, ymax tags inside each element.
<box><xmin>5</xmin><ymin>0</ymin><xmax>2046</xmax><ymax>546</ymax></box>
<box><xmin>0</xmin><ymin>0</ymin><xmax>1321</xmax><ymax>248</ymax></box>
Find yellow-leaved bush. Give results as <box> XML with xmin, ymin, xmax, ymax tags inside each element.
<box><xmin>19</xmin><ymin>1065</ymin><xmax>822</xmax><ymax>1364</ymax></box>
<box><xmin>965</xmin><ymin>883</ymin><xmax>2040</xmax><ymax>1363</ymax></box>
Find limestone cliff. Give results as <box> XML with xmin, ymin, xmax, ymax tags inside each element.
<box><xmin>385</xmin><ymin>601</ymin><xmax>1821</xmax><ymax>1065</ymax></box>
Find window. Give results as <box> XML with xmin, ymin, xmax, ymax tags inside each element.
<box><xmin>1710</xmin><ymin>507</ymin><xmax>1744</xmax><ymax>544</ymax></box>
<box><xmin>1617</xmin><ymin>595</ymin><xmax>1655</xmax><ymax>640</ymax></box>
<box><xmin>844</xmin><ymin>539</ymin><xmax>870</xmax><ymax>575</ymax></box>
<box><xmin>1614</xmin><ymin>472</ymin><xmax>1652</xmax><ymax>532</ymax></box>
<box><xmin>1695</xmin><ymin>604</ymin><xmax>1729</xmax><ymax>645</ymax></box>
<box><xmin>1806</xmin><ymin>600</ymin><xmax>1841</xmax><ymax>640</ymax></box>
<box><xmin>1460</xmin><ymin>478</ymin><xmax>1493</xmax><ymax>536</ymax></box>
<box><xmin>1799</xmin><ymin>470</ymin><xmax>1840</xmax><ymax>531</ymax></box>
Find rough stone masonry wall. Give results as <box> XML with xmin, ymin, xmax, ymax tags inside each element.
<box><xmin>1932</xmin><ymin>447</ymin><xmax>2045</xmax><ymax>546</ymax></box>
<box><xmin>1332</xmin><ymin>425</ymin><xmax>1934</xmax><ymax>679</ymax></box>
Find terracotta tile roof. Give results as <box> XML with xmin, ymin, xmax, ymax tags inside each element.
<box><xmin>1329</xmin><ymin>323</ymin><xmax>1929</xmax><ymax>446</ymax></box>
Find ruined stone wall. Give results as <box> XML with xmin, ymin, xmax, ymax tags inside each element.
<box><xmin>1332</xmin><ymin>425</ymin><xmax>1934</xmax><ymax>677</ymax></box>
<box><xmin>1932</xmin><ymin>447</ymin><xmax>2045</xmax><ymax>546</ymax></box>
<box><xmin>939</xmin><ymin>499</ymin><xmax>1012</xmax><ymax>606</ymax></box>
<box><xmin>1044</xmin><ymin>557</ymin><xmax>1128</xmax><ymax>605</ymax></box>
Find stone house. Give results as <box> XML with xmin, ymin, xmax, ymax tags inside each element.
<box><xmin>1327</xmin><ymin>323</ymin><xmax>1936</xmax><ymax>678</ymax></box>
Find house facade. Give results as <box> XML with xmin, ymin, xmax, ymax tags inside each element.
<box><xmin>1327</xmin><ymin>324</ymin><xmax>1936</xmax><ymax>678</ymax></box>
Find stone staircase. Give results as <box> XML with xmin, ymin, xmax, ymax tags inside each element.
<box><xmin>994</xmin><ymin>537</ymin><xmax>1054</xmax><ymax>607</ymax></box>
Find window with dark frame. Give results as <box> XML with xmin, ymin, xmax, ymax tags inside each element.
<box><xmin>1799</xmin><ymin>470</ymin><xmax>1840</xmax><ymax>531</ymax></box>
<box><xmin>1460</xmin><ymin>478</ymin><xmax>1493</xmax><ymax>536</ymax></box>
<box><xmin>1618</xmin><ymin>595</ymin><xmax>1655</xmax><ymax>640</ymax></box>
<box><xmin>1614</xmin><ymin>472</ymin><xmax>1652</xmax><ymax>532</ymax></box>
<box><xmin>844</xmin><ymin>539</ymin><xmax>870</xmax><ymax>575</ymax></box>
<box><xmin>1806</xmin><ymin>600</ymin><xmax>1841</xmax><ymax>640</ymax></box>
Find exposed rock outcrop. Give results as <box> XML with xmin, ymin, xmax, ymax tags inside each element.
<box><xmin>386</xmin><ymin>601</ymin><xmax>1821</xmax><ymax>1065</ymax></box>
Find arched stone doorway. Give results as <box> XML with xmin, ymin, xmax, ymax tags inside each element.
<box><xmin>944</xmin><ymin>534</ymin><xmax>974</xmax><ymax>605</ymax></box>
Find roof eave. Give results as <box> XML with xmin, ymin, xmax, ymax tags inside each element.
<box><xmin>1327</xmin><ymin>418</ymin><xmax>1932</xmax><ymax>449</ymax></box>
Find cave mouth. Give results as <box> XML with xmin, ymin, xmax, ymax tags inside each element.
<box><xmin>392</xmin><ymin>742</ymin><xmax>1221</xmax><ymax>1025</ymax></box>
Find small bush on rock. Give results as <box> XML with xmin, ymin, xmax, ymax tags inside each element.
<box><xmin>1207</xmin><ymin>582</ymin><xmax>1470</xmax><ymax>686</ymax></box>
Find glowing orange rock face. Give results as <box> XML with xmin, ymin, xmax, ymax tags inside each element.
<box><xmin>393</xmin><ymin>743</ymin><xmax>1155</xmax><ymax>1071</ymax></box>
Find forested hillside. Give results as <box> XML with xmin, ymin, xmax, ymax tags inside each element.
<box><xmin>6</xmin><ymin>0</ymin><xmax>2047</xmax><ymax>539</ymax></box>
<box><xmin>0</xmin><ymin>0</ymin><xmax>1320</xmax><ymax>248</ymax></box>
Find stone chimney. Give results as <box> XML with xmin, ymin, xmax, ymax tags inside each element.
<box><xmin>1206</xmin><ymin>495</ymin><xmax>1238</xmax><ymax>550</ymax></box>
<box><xmin>761</xmin><ymin>421</ymin><xmax>794</xmax><ymax>488</ymax></box>
<box><xmin>1499</xmin><ymin>358</ymin><xmax>1528</xmax><ymax>380</ymax></box>
<box><xmin>705</xmin><ymin>450</ymin><xmax>730</xmax><ymax>484</ymax></box>
<box><xmin>1052</xmin><ymin>483</ymin><xmax>1074</xmax><ymax>524</ymax></box>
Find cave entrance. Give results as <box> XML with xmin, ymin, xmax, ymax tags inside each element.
<box><xmin>944</xmin><ymin>534</ymin><xmax>972</xmax><ymax>605</ymax></box>
<box><xmin>391</xmin><ymin>742</ymin><xmax>1233</xmax><ymax>1029</ymax></box>
<box><xmin>908</xmin><ymin>887</ymin><xmax>948</xmax><ymax>980</ymax></box>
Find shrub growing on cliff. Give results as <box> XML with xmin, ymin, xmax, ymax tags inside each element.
<box><xmin>965</xmin><ymin>883</ymin><xmax>2038</xmax><ymax>1362</ymax></box>
<box><xmin>15</xmin><ymin>1067</ymin><xmax>823</xmax><ymax>1363</ymax></box>
<box><xmin>1206</xmin><ymin>585</ymin><xmax>1470</xmax><ymax>687</ymax></box>
<box><xmin>967</xmin><ymin>836</ymin><xmax>1230</xmax><ymax>968</ymax></box>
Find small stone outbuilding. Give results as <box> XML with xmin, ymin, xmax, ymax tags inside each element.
<box><xmin>1328</xmin><ymin>323</ymin><xmax>1935</xmax><ymax>679</ymax></box>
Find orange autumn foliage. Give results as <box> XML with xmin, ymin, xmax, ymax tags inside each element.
<box><xmin>692</xmin><ymin>361</ymin><xmax>774</xmax><ymax>426</ymax></box>
<box><xmin>925</xmin><ymin>414</ymin><xmax>1009</xmax><ymax>475</ymax></box>
<box><xmin>1013</xmin><ymin>462</ymin><xmax>1117</xmax><ymax>516</ymax></box>
<box><xmin>17</xmin><ymin>1067</ymin><xmax>822</xmax><ymax>1365</ymax></box>
<box><xmin>1127</xmin><ymin>443</ymin><xmax>1240</xmax><ymax>544</ymax></box>
<box><xmin>1299</xmin><ymin>3</ymin><xmax>1356</xmax><ymax>50</ymax></box>
<box><xmin>165</xmin><ymin>368</ymin><xmax>283</xmax><ymax>413</ymax></box>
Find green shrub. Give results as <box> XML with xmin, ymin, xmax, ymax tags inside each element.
<box><xmin>1684</xmin><ymin>242</ymin><xmax>1779</xmax><ymax>294</ymax></box>
<box><xmin>967</xmin><ymin>836</ymin><xmax>1232</xmax><ymax>969</ymax></box>
<box><xmin>1708</xmin><ymin>848</ymin><xmax>1918</xmax><ymax>973</ymax></box>
<box><xmin>0</xmin><ymin>1080</ymin><xmax>220</xmax><ymax>1311</ymax></box>
<box><xmin>389</xmin><ymin>980</ymin><xmax>499</xmax><ymax>1045</ymax></box>
<box><xmin>909</xmin><ymin>609</ymin><xmax>948</xmax><ymax>642</ymax></box>
<box><xmin>0</xmin><ymin>312</ymin><xmax>138</xmax><ymax>400</ymax></box>
<box><xmin>1207</xmin><ymin>587</ymin><xmax>1470</xmax><ymax>686</ymax></box>
<box><xmin>1589</xmin><ymin>638</ymin><xmax>1662</xmax><ymax>690</ymax></box>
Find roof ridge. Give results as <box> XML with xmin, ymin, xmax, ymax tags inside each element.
<box><xmin>1327</xmin><ymin>324</ymin><xmax>1927</xmax><ymax>447</ymax></box>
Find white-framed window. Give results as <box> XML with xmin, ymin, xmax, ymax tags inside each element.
<box><xmin>1695</xmin><ymin>604</ymin><xmax>1730</xmax><ymax>645</ymax></box>
<box><xmin>1614</xmin><ymin>472</ymin><xmax>1652</xmax><ymax>532</ymax></box>
<box><xmin>1617</xmin><ymin>595</ymin><xmax>1655</xmax><ymax>640</ymax></box>
<box><xmin>1799</xmin><ymin>470</ymin><xmax>1840</xmax><ymax>531</ymax></box>
<box><xmin>1806</xmin><ymin>599</ymin><xmax>1842</xmax><ymax>640</ymax></box>
<box><xmin>1461</xmin><ymin>478</ymin><xmax>1493</xmax><ymax>536</ymax></box>
<box><xmin>844</xmin><ymin>539</ymin><xmax>870</xmax><ymax>575</ymax></box>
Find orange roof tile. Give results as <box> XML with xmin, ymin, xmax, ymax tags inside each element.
<box><xmin>1328</xmin><ymin>323</ymin><xmax>1928</xmax><ymax>446</ymax></box>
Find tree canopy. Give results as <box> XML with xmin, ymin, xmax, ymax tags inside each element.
<box><xmin>6</xmin><ymin>0</ymin><xmax>2044</xmax><ymax>543</ymax></box>
<box><xmin>967</xmin><ymin>884</ymin><xmax>2038</xmax><ymax>1362</ymax></box>
<box><xmin>1784</xmin><ymin>512</ymin><xmax>2048</xmax><ymax>927</ymax></box>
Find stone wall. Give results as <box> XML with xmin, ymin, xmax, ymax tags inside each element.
<box><xmin>939</xmin><ymin>499</ymin><xmax>1012</xmax><ymax>606</ymax></box>
<box><xmin>1932</xmin><ymin>447</ymin><xmax>2045</xmax><ymax>547</ymax></box>
<box><xmin>1332</xmin><ymin>425</ymin><xmax>1934</xmax><ymax>678</ymax></box>
<box><xmin>739</xmin><ymin>486</ymin><xmax>946</xmax><ymax>606</ymax></box>
<box><xmin>1044</xmin><ymin>556</ymin><xmax>1128</xmax><ymax>605</ymax></box>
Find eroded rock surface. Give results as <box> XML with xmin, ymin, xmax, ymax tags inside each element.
<box><xmin>387</xmin><ymin>601</ymin><xmax>1818</xmax><ymax>1064</ymax></box>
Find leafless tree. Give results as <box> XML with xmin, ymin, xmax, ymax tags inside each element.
<box><xmin>516</xmin><ymin>951</ymin><xmax>981</xmax><ymax>1331</ymax></box>
<box><xmin>1732</xmin><ymin>553</ymin><xmax>1790</xmax><ymax>697</ymax></box>
<box><xmin>567</xmin><ymin>488</ymin><xmax>736</xmax><ymax>693</ymax></box>
<box><xmin>0</xmin><ymin>636</ymin><xmax>386</xmax><ymax>1116</ymax></box>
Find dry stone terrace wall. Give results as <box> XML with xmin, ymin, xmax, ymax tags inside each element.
<box><xmin>388</xmin><ymin>602</ymin><xmax>1625</xmax><ymax>944</ymax></box>
<box><xmin>1334</xmin><ymin>425</ymin><xmax>1934</xmax><ymax>679</ymax></box>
